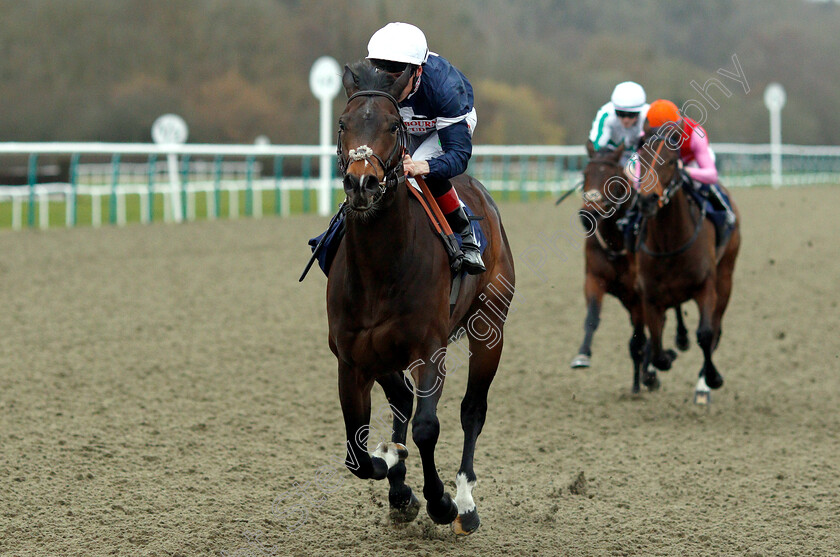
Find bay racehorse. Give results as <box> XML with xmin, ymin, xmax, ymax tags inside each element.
<box><xmin>327</xmin><ymin>60</ymin><xmax>515</xmax><ymax>534</ymax></box>
<box><xmin>572</xmin><ymin>141</ymin><xmax>690</xmax><ymax>392</ymax></box>
<box><xmin>635</xmin><ymin>124</ymin><xmax>740</xmax><ymax>402</ymax></box>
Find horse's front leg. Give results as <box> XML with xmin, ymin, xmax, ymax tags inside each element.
<box><xmin>408</xmin><ymin>356</ymin><xmax>458</xmax><ymax>526</ymax></box>
<box><xmin>375</xmin><ymin>373</ymin><xmax>420</xmax><ymax>523</ymax></box>
<box><xmin>641</xmin><ymin>302</ymin><xmax>672</xmax><ymax>392</ymax></box>
<box><xmin>571</xmin><ymin>273</ymin><xmax>605</xmax><ymax>368</ymax></box>
<box><xmin>674</xmin><ymin>304</ymin><xmax>691</xmax><ymax>351</ymax></box>
<box><xmin>622</xmin><ymin>294</ymin><xmax>647</xmax><ymax>394</ymax></box>
<box><xmin>338</xmin><ymin>364</ymin><xmax>405</xmax><ymax>481</ymax></box>
<box><xmin>694</xmin><ymin>279</ymin><xmax>723</xmax><ymax>405</ymax></box>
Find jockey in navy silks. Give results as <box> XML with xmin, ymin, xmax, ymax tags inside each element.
<box><xmin>366</xmin><ymin>22</ymin><xmax>485</xmax><ymax>274</ymax></box>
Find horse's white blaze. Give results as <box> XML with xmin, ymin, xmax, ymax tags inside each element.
<box><xmin>454</xmin><ymin>472</ymin><xmax>476</xmax><ymax>514</ymax></box>
<box><xmin>372</xmin><ymin>442</ymin><xmax>400</xmax><ymax>469</ymax></box>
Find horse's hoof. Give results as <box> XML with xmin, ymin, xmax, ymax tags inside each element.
<box><xmin>706</xmin><ymin>372</ymin><xmax>724</xmax><ymax>390</ymax></box>
<box><xmin>652</xmin><ymin>349</ymin><xmax>677</xmax><ymax>371</ymax></box>
<box><xmin>427</xmin><ymin>492</ymin><xmax>459</xmax><ymax>525</ymax></box>
<box><xmin>372</xmin><ymin>442</ymin><xmax>409</xmax><ymax>468</ymax></box>
<box><xmin>643</xmin><ymin>373</ymin><xmax>661</xmax><ymax>391</ymax></box>
<box><xmin>675</xmin><ymin>334</ymin><xmax>690</xmax><ymax>352</ymax></box>
<box><xmin>389</xmin><ymin>492</ymin><xmax>421</xmax><ymax>524</ymax></box>
<box><xmin>451</xmin><ymin>509</ymin><xmax>480</xmax><ymax>536</ymax></box>
<box><xmin>570</xmin><ymin>354</ymin><xmax>591</xmax><ymax>369</ymax></box>
<box><xmin>694</xmin><ymin>375</ymin><xmax>712</xmax><ymax>405</ymax></box>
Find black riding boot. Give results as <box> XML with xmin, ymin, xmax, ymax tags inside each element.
<box><xmin>708</xmin><ymin>185</ymin><xmax>736</xmax><ymax>248</ymax></box>
<box><xmin>445</xmin><ymin>206</ymin><xmax>486</xmax><ymax>274</ymax></box>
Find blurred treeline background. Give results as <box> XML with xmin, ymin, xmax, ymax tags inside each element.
<box><xmin>2</xmin><ymin>0</ymin><xmax>838</xmax><ymax>146</ymax></box>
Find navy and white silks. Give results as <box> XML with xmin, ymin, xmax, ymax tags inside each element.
<box><xmin>400</xmin><ymin>53</ymin><xmax>477</xmax><ymax>180</ymax></box>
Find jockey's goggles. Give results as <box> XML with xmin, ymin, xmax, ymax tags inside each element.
<box><xmin>615</xmin><ymin>110</ymin><xmax>640</xmax><ymax>119</ymax></box>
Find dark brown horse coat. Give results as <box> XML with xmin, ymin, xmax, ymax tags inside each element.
<box><xmin>635</xmin><ymin>123</ymin><xmax>740</xmax><ymax>400</ymax></box>
<box><xmin>573</xmin><ymin>142</ymin><xmax>688</xmax><ymax>391</ymax></box>
<box><xmin>326</xmin><ymin>60</ymin><xmax>515</xmax><ymax>534</ymax></box>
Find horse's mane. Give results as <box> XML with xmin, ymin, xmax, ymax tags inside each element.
<box><xmin>593</xmin><ymin>147</ymin><xmax>617</xmax><ymax>158</ymax></box>
<box><xmin>590</xmin><ymin>148</ymin><xmax>622</xmax><ymax>164</ymax></box>
<box><xmin>347</xmin><ymin>59</ymin><xmax>397</xmax><ymax>93</ymax></box>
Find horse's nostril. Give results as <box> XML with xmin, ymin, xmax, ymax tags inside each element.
<box><xmin>343</xmin><ymin>174</ymin><xmax>360</xmax><ymax>193</ymax></box>
<box><xmin>361</xmin><ymin>174</ymin><xmax>380</xmax><ymax>193</ymax></box>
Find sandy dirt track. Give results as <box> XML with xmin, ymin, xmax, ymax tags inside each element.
<box><xmin>1</xmin><ymin>186</ymin><xmax>839</xmax><ymax>556</ymax></box>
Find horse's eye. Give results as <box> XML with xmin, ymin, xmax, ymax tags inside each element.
<box><xmin>390</xmin><ymin>123</ymin><xmax>399</xmax><ymax>134</ymax></box>
<box><xmin>338</xmin><ymin>121</ymin><xmax>346</xmax><ymax>131</ymax></box>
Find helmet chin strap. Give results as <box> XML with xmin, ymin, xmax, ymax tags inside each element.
<box><xmin>405</xmin><ymin>67</ymin><xmax>423</xmax><ymax>101</ymax></box>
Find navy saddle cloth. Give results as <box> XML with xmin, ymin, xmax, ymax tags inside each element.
<box><xmin>308</xmin><ymin>202</ymin><xmax>487</xmax><ymax>277</ymax></box>
<box><xmin>684</xmin><ymin>183</ymin><xmax>735</xmax><ymax>245</ymax></box>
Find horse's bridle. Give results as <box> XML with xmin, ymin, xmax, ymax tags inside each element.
<box><xmin>582</xmin><ymin>155</ymin><xmax>634</xmax><ymax>258</ymax></box>
<box><xmin>581</xmin><ymin>156</ymin><xmax>625</xmax><ymax>205</ymax></box>
<box><xmin>336</xmin><ymin>90</ymin><xmax>408</xmax><ymax>201</ymax></box>
<box><xmin>640</xmin><ymin>133</ymin><xmax>688</xmax><ymax>208</ymax></box>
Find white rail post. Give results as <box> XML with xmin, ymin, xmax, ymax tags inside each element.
<box><xmin>764</xmin><ymin>83</ymin><xmax>786</xmax><ymax>189</ymax></box>
<box><xmin>152</xmin><ymin>114</ymin><xmax>189</xmax><ymax>222</ymax></box>
<box><xmin>310</xmin><ymin>56</ymin><xmax>342</xmax><ymax>216</ymax></box>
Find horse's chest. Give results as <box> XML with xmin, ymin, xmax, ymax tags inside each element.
<box><xmin>336</xmin><ymin>321</ymin><xmax>412</xmax><ymax>372</ymax></box>
<box><xmin>639</xmin><ymin>260</ymin><xmax>711</xmax><ymax>305</ymax></box>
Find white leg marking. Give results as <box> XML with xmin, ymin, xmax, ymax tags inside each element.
<box><xmin>695</xmin><ymin>375</ymin><xmax>711</xmax><ymax>405</ymax></box>
<box><xmin>372</xmin><ymin>442</ymin><xmax>401</xmax><ymax>469</ymax></box>
<box><xmin>453</xmin><ymin>472</ymin><xmax>476</xmax><ymax>514</ymax></box>
<box><xmin>570</xmin><ymin>354</ymin><xmax>591</xmax><ymax>368</ymax></box>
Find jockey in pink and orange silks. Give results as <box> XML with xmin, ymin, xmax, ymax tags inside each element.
<box><xmin>636</xmin><ymin>99</ymin><xmax>737</xmax><ymax>246</ymax></box>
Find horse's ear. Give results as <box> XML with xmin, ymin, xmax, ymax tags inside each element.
<box><xmin>611</xmin><ymin>143</ymin><xmax>625</xmax><ymax>161</ymax></box>
<box><xmin>389</xmin><ymin>64</ymin><xmax>414</xmax><ymax>99</ymax></box>
<box><xmin>343</xmin><ymin>65</ymin><xmax>360</xmax><ymax>97</ymax></box>
<box><xmin>585</xmin><ymin>139</ymin><xmax>596</xmax><ymax>158</ymax></box>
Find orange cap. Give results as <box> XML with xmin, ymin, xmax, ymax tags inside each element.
<box><xmin>646</xmin><ymin>99</ymin><xmax>681</xmax><ymax>127</ymax></box>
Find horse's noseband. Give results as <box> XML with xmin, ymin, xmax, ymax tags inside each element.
<box><xmin>583</xmin><ymin>190</ymin><xmax>603</xmax><ymax>203</ymax></box>
<box><xmin>348</xmin><ymin>145</ymin><xmax>374</xmax><ymax>161</ymax></box>
<box><xmin>337</xmin><ymin>90</ymin><xmax>408</xmax><ymax>202</ymax></box>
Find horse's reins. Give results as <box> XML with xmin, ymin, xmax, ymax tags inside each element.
<box><xmin>336</xmin><ymin>88</ymin><xmax>462</xmax><ymax>311</ymax></box>
<box><xmin>337</xmin><ymin>89</ymin><xmax>455</xmax><ymax>238</ymax></box>
<box><xmin>337</xmin><ymin>90</ymin><xmax>408</xmax><ymax>203</ymax></box>
<box><xmin>637</xmin><ymin>135</ymin><xmax>705</xmax><ymax>257</ymax></box>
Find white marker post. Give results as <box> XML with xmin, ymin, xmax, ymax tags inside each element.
<box><xmin>309</xmin><ymin>56</ymin><xmax>342</xmax><ymax>216</ymax></box>
<box><xmin>763</xmin><ymin>83</ymin><xmax>786</xmax><ymax>189</ymax></box>
<box><xmin>152</xmin><ymin>114</ymin><xmax>189</xmax><ymax>222</ymax></box>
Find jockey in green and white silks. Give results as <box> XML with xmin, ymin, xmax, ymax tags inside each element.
<box><xmin>588</xmin><ymin>81</ymin><xmax>649</xmax><ymax>167</ymax></box>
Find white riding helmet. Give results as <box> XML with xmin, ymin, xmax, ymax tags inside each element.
<box><xmin>611</xmin><ymin>81</ymin><xmax>646</xmax><ymax>112</ymax></box>
<box><xmin>367</xmin><ymin>22</ymin><xmax>429</xmax><ymax>66</ymax></box>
